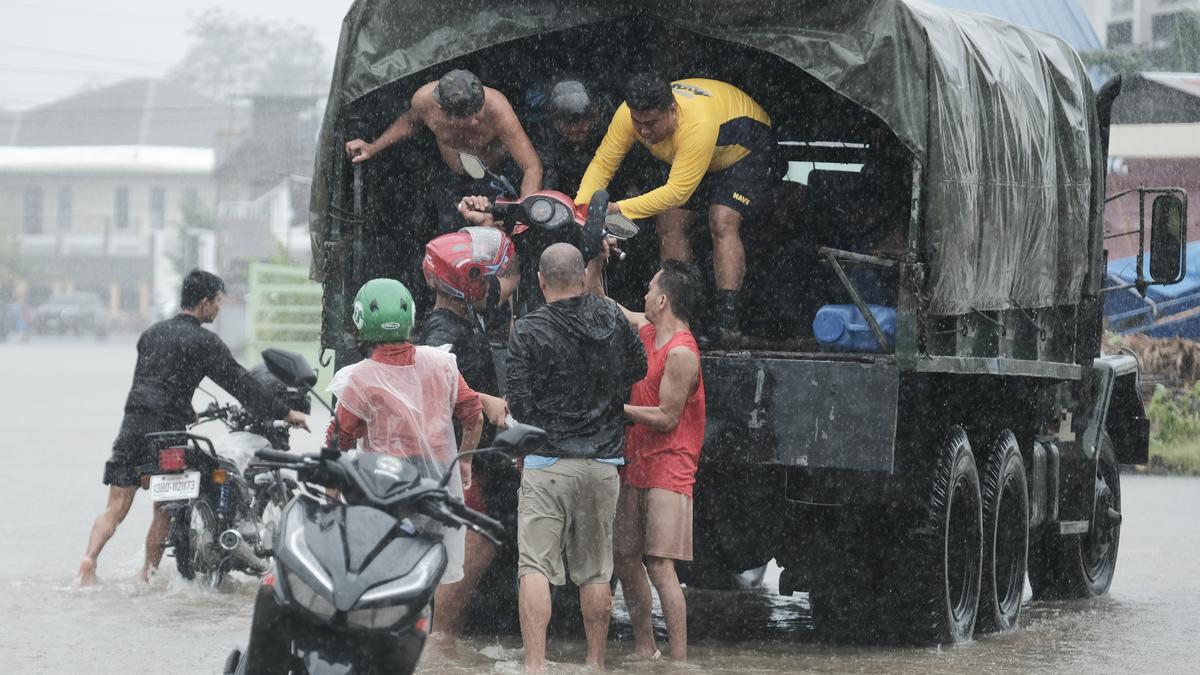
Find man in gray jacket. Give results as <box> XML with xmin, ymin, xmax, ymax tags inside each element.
<box><xmin>505</xmin><ymin>243</ymin><xmax>646</xmax><ymax>674</ymax></box>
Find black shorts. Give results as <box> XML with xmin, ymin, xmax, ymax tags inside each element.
<box><xmin>682</xmin><ymin>147</ymin><xmax>776</xmax><ymax>217</ymax></box>
<box><xmin>103</xmin><ymin>415</ymin><xmax>182</xmax><ymax>487</ymax></box>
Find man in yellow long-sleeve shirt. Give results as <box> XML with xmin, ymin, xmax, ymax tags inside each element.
<box><xmin>576</xmin><ymin>73</ymin><xmax>775</xmax><ymax>345</ymax></box>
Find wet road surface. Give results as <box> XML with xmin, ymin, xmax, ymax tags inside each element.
<box><xmin>2</xmin><ymin>337</ymin><xmax>1198</xmax><ymax>673</ymax></box>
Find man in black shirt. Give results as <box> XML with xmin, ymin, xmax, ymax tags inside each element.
<box><xmin>507</xmin><ymin>243</ymin><xmax>646</xmax><ymax>673</ymax></box>
<box><xmin>416</xmin><ymin>226</ymin><xmax>517</xmax><ymax>636</ymax></box>
<box><xmin>533</xmin><ymin>79</ymin><xmax>608</xmax><ymax>194</ymax></box>
<box><xmin>78</xmin><ymin>270</ymin><xmax>307</xmax><ymax>586</ymax></box>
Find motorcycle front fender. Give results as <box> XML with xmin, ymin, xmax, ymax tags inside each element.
<box><xmin>293</xmin><ymin>627</ymin><xmax>425</xmax><ymax>675</ymax></box>
<box><xmin>242</xmin><ymin>585</ymin><xmax>426</xmax><ymax>675</ymax></box>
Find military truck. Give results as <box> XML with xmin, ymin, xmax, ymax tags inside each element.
<box><xmin>308</xmin><ymin>1</ymin><xmax>1188</xmax><ymax>644</ymax></box>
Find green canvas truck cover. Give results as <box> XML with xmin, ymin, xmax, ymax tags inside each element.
<box><xmin>310</xmin><ymin>0</ymin><xmax>1103</xmax><ymax>317</ymax></box>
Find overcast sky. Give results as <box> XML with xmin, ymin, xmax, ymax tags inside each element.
<box><xmin>0</xmin><ymin>0</ymin><xmax>354</xmax><ymax>110</ymax></box>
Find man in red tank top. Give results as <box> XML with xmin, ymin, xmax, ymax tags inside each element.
<box><xmin>586</xmin><ymin>252</ymin><xmax>705</xmax><ymax>662</ymax></box>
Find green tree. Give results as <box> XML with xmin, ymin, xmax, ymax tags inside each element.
<box><xmin>166</xmin><ymin>8</ymin><xmax>329</xmax><ymax>101</ymax></box>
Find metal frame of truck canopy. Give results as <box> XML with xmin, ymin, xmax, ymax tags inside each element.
<box><xmin>311</xmin><ymin>0</ymin><xmax>1105</xmax><ymax>382</ymax></box>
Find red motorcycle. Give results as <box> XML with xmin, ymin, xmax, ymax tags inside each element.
<box><xmin>456</xmin><ymin>152</ymin><xmax>639</xmax><ymax>261</ymax></box>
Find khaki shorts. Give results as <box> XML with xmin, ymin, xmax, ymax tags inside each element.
<box><xmin>517</xmin><ymin>459</ymin><xmax>620</xmax><ymax>586</ymax></box>
<box><xmin>614</xmin><ymin>485</ymin><xmax>694</xmax><ymax>561</ymax></box>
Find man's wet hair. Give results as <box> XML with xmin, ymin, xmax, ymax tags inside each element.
<box><xmin>656</xmin><ymin>260</ymin><xmax>702</xmax><ymax>323</ymax></box>
<box><xmin>539</xmin><ymin>243</ymin><xmax>585</xmax><ymax>289</ymax></box>
<box><xmin>181</xmin><ymin>269</ymin><xmax>225</xmax><ymax>309</ymax></box>
<box><xmin>625</xmin><ymin>73</ymin><xmax>674</xmax><ymax>112</ymax></box>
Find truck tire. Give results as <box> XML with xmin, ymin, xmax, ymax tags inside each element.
<box><xmin>976</xmin><ymin>431</ymin><xmax>1028</xmax><ymax>633</ymax></box>
<box><xmin>1029</xmin><ymin>433</ymin><xmax>1121</xmax><ymax>600</ymax></box>
<box><xmin>897</xmin><ymin>425</ymin><xmax>982</xmax><ymax>644</ymax></box>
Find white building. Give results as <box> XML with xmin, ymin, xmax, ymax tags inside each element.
<box><xmin>1078</xmin><ymin>0</ymin><xmax>1200</xmax><ymax>48</ymax></box>
<box><xmin>0</xmin><ymin>79</ymin><xmax>225</xmax><ymax>325</ymax></box>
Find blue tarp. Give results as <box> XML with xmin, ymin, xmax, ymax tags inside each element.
<box><xmin>927</xmin><ymin>0</ymin><xmax>1106</xmax><ymax>85</ymax></box>
<box><xmin>1105</xmin><ymin>240</ymin><xmax>1200</xmax><ymax>336</ymax></box>
<box><xmin>926</xmin><ymin>0</ymin><xmax>1101</xmax><ymax>52</ymax></box>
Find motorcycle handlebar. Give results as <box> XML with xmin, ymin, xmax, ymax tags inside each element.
<box><xmin>417</xmin><ymin>498</ymin><xmax>463</xmax><ymax>529</ymax></box>
<box><xmin>446</xmin><ymin>499</ymin><xmax>504</xmax><ymax>534</ymax></box>
<box><xmin>254</xmin><ymin>448</ymin><xmax>297</xmax><ymax>463</ymax></box>
<box><xmin>428</xmin><ymin>498</ymin><xmax>504</xmax><ymax>546</ymax></box>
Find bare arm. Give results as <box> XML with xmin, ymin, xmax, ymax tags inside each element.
<box><xmin>479</xmin><ymin>393</ymin><xmax>510</xmax><ymax>429</ymax></box>
<box><xmin>459</xmin><ymin>409</ymin><xmax>483</xmax><ymax>453</ymax></box>
<box><xmin>345</xmin><ymin>91</ymin><xmax>428</xmax><ymax>162</ymax></box>
<box><xmin>623</xmin><ymin>347</ymin><xmax>699</xmax><ymax>433</ymax></box>
<box><xmin>584</xmin><ymin>240</ymin><xmax>648</xmax><ymax>331</ymax></box>
<box><xmin>457</xmin><ymin>408</ymin><xmax>482</xmax><ymax>490</ymax></box>
<box><xmin>457</xmin><ymin>195</ymin><xmax>497</xmax><ymax>227</ymax></box>
<box><xmin>495</xmin><ymin>95</ymin><xmax>543</xmax><ymax>197</ymax></box>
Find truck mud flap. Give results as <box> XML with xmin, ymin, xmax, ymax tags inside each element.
<box><xmin>702</xmin><ymin>356</ymin><xmax>900</xmax><ymax>472</ymax></box>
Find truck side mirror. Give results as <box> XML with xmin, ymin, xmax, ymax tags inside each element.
<box><xmin>1149</xmin><ymin>194</ymin><xmax>1186</xmax><ymax>284</ymax></box>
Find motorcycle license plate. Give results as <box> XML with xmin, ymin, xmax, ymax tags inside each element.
<box><xmin>149</xmin><ymin>471</ymin><xmax>201</xmax><ymax>502</ymax></box>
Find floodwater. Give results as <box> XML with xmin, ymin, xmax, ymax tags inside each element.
<box><xmin>2</xmin><ymin>336</ymin><xmax>1198</xmax><ymax>674</ymax></box>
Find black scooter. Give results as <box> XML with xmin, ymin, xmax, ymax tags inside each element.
<box><xmin>224</xmin><ymin>348</ymin><xmax>547</xmax><ymax>675</ymax></box>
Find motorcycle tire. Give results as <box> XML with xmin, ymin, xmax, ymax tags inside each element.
<box><xmin>252</xmin><ymin>477</ymin><xmax>297</xmax><ymax>545</ymax></box>
<box><xmin>173</xmin><ymin>499</ymin><xmax>223</xmax><ymax>587</ymax></box>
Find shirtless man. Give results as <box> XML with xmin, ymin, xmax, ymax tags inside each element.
<box><xmin>344</xmin><ymin>69</ymin><xmax>543</xmax><ymax>231</ymax></box>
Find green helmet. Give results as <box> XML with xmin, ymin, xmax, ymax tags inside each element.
<box><xmin>352</xmin><ymin>278</ymin><xmax>414</xmax><ymax>342</ymax></box>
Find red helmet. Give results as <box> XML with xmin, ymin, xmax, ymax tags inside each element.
<box><xmin>422</xmin><ymin>227</ymin><xmax>515</xmax><ymax>302</ymax></box>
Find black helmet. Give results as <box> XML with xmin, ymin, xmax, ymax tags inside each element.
<box><xmin>547</xmin><ymin>79</ymin><xmax>594</xmax><ymax>121</ymax></box>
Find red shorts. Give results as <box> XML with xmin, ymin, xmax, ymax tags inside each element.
<box><xmin>464</xmin><ymin>472</ymin><xmax>487</xmax><ymax>513</ymax></box>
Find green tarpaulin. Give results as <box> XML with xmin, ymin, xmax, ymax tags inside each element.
<box><xmin>311</xmin><ymin>0</ymin><xmax>1103</xmax><ymax>315</ymax></box>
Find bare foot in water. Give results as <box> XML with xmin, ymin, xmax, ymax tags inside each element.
<box><xmin>78</xmin><ymin>557</ymin><xmax>97</xmax><ymax>586</ymax></box>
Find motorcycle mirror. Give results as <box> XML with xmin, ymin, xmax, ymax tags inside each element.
<box><xmin>459</xmin><ymin>152</ymin><xmax>487</xmax><ymax>180</ymax></box>
<box><xmin>490</xmin><ymin>422</ymin><xmax>549</xmax><ymax>458</ymax></box>
<box><xmin>604</xmin><ymin>213</ymin><xmax>639</xmax><ymax>240</ymax></box>
<box><xmin>261</xmin><ymin>348</ymin><xmax>318</xmax><ymax>389</ymax></box>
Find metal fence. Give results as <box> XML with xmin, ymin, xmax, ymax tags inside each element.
<box><xmin>245</xmin><ymin>262</ymin><xmax>331</xmax><ymax>392</ymax></box>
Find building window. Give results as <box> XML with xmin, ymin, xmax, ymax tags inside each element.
<box><xmin>1153</xmin><ymin>13</ymin><xmax>1182</xmax><ymax>41</ymax></box>
<box><xmin>1111</xmin><ymin>0</ymin><xmax>1133</xmax><ymax>12</ymax></box>
<box><xmin>150</xmin><ymin>187</ymin><xmax>166</xmax><ymax>229</ymax></box>
<box><xmin>182</xmin><ymin>187</ymin><xmax>199</xmax><ymax>209</ymax></box>
<box><xmin>114</xmin><ymin>186</ymin><xmax>130</xmax><ymax>229</ymax></box>
<box><xmin>57</xmin><ymin>187</ymin><xmax>73</xmax><ymax>230</ymax></box>
<box><xmin>23</xmin><ymin>187</ymin><xmax>44</xmax><ymax>234</ymax></box>
<box><xmin>1108</xmin><ymin>20</ymin><xmax>1134</xmax><ymax>46</ymax></box>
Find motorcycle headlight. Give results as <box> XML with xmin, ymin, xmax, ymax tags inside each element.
<box><xmin>285</xmin><ymin>504</ymin><xmax>333</xmax><ymax>592</ymax></box>
<box><xmin>528</xmin><ymin>198</ymin><xmax>553</xmax><ymax>224</ymax></box>
<box><xmin>346</xmin><ymin>604</ymin><xmax>409</xmax><ymax>630</ymax></box>
<box><xmin>357</xmin><ymin>546</ymin><xmax>442</xmax><ymax>605</ymax></box>
<box><xmin>286</xmin><ymin>570</ymin><xmax>336</xmax><ymax>622</ymax></box>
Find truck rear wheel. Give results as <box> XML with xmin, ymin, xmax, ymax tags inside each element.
<box><xmin>976</xmin><ymin>431</ymin><xmax>1028</xmax><ymax>633</ymax></box>
<box><xmin>1029</xmin><ymin>433</ymin><xmax>1121</xmax><ymax>600</ymax></box>
<box><xmin>897</xmin><ymin>426</ymin><xmax>982</xmax><ymax>644</ymax></box>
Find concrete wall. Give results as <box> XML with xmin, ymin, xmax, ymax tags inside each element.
<box><xmin>1080</xmin><ymin>0</ymin><xmax>1200</xmax><ymax>47</ymax></box>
